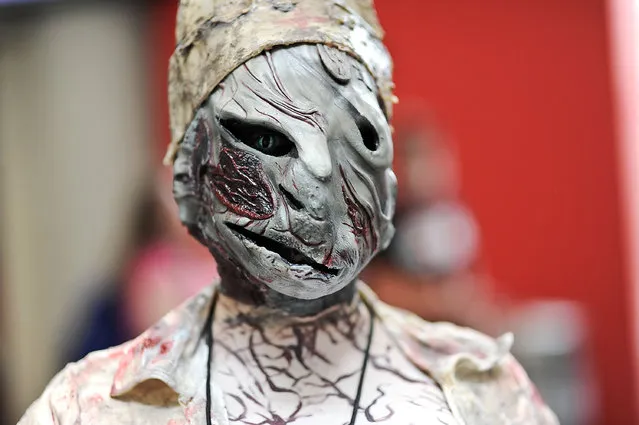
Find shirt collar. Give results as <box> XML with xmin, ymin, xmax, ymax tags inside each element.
<box><xmin>358</xmin><ymin>283</ymin><xmax>513</xmax><ymax>381</ymax></box>
<box><xmin>109</xmin><ymin>281</ymin><xmax>512</xmax><ymax>405</ymax></box>
<box><xmin>110</xmin><ymin>284</ymin><xmax>216</xmax><ymax>402</ymax></box>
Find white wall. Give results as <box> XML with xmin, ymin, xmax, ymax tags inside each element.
<box><xmin>0</xmin><ymin>3</ymin><xmax>149</xmax><ymax>420</ymax></box>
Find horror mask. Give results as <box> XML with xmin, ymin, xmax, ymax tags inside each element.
<box><xmin>173</xmin><ymin>44</ymin><xmax>396</xmax><ymax>301</ymax></box>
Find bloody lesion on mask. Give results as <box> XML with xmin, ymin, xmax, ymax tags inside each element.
<box><xmin>339</xmin><ymin>166</ymin><xmax>378</xmax><ymax>252</ymax></box>
<box><xmin>210</xmin><ymin>146</ymin><xmax>276</xmax><ymax>220</ymax></box>
<box><xmin>189</xmin><ymin>115</ymin><xmax>277</xmax><ymax>221</ymax></box>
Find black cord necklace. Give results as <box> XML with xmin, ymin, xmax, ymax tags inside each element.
<box><xmin>203</xmin><ymin>290</ymin><xmax>375</xmax><ymax>425</ymax></box>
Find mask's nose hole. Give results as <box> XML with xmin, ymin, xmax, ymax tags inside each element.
<box><xmin>279</xmin><ymin>185</ymin><xmax>304</xmax><ymax>211</ymax></box>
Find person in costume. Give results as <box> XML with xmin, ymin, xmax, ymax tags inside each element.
<box><xmin>19</xmin><ymin>1</ymin><xmax>558</xmax><ymax>424</ymax></box>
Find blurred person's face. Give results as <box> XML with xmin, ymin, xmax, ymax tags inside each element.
<box><xmin>402</xmin><ymin>132</ymin><xmax>459</xmax><ymax>205</ymax></box>
<box><xmin>172</xmin><ymin>44</ymin><xmax>396</xmax><ymax>301</ymax></box>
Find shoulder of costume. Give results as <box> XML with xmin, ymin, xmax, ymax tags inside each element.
<box><xmin>23</xmin><ymin>281</ymin><xmax>219</xmax><ymax>416</ymax></box>
<box><xmin>357</xmin><ymin>280</ymin><xmax>511</xmax><ymax>365</ymax></box>
<box><xmin>357</xmin><ymin>281</ymin><xmax>559</xmax><ymax>425</ymax></box>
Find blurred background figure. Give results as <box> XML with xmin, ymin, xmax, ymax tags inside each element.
<box><xmin>362</xmin><ymin>100</ymin><xmax>506</xmax><ymax>336</ymax></box>
<box><xmin>510</xmin><ymin>300</ymin><xmax>597</xmax><ymax>425</ymax></box>
<box><xmin>2</xmin><ymin>1</ymin><xmax>639</xmax><ymax>425</ymax></box>
<box><xmin>0</xmin><ymin>3</ymin><xmax>217</xmax><ymax>422</ymax></box>
<box><xmin>362</xmin><ymin>102</ymin><xmax>597</xmax><ymax>425</ymax></box>
<box><xmin>62</xmin><ymin>168</ymin><xmax>217</xmax><ymax>363</ymax></box>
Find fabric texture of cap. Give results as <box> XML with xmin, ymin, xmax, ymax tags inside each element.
<box><xmin>165</xmin><ymin>0</ymin><xmax>395</xmax><ymax>164</ymax></box>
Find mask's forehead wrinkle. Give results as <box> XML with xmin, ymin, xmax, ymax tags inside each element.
<box><xmin>280</xmin><ymin>45</ymin><xmax>379</xmax><ymax>120</ymax></box>
<box><xmin>254</xmin><ymin>107</ymin><xmax>284</xmax><ymax>127</ymax></box>
<box><xmin>231</xmin><ymin>58</ymin><xmax>328</xmax><ymax>135</ymax></box>
<box><xmin>242</xmin><ymin>62</ymin><xmax>263</xmax><ymax>84</ymax></box>
<box><xmin>250</xmin><ymin>51</ymin><xmax>316</xmax><ymax>113</ymax></box>
<box><xmin>231</xmin><ymin>97</ymin><xmax>248</xmax><ymax>117</ymax></box>
<box><xmin>355</xmin><ymin>64</ymin><xmax>376</xmax><ymax>94</ymax></box>
<box><xmin>278</xmin><ymin>51</ymin><xmax>340</xmax><ymax>116</ymax></box>
<box><xmin>282</xmin><ymin>47</ymin><xmax>341</xmax><ymax>100</ymax></box>
<box><xmin>264</xmin><ymin>50</ymin><xmax>294</xmax><ymax>103</ymax></box>
<box><xmin>213</xmin><ymin>73</ymin><xmax>242</xmax><ymax>118</ymax></box>
<box><xmin>276</xmin><ymin>46</ymin><xmax>389</xmax><ymax>162</ymax></box>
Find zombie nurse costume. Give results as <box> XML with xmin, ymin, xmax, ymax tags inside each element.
<box><xmin>20</xmin><ymin>1</ymin><xmax>558</xmax><ymax>424</ymax></box>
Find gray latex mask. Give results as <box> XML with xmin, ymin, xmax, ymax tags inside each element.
<box><xmin>173</xmin><ymin>44</ymin><xmax>396</xmax><ymax>301</ymax></box>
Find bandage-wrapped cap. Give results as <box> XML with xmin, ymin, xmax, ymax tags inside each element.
<box><xmin>165</xmin><ymin>0</ymin><xmax>395</xmax><ymax>164</ymax></box>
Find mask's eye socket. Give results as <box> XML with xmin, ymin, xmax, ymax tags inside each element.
<box><xmin>338</xmin><ymin>97</ymin><xmax>380</xmax><ymax>152</ymax></box>
<box><xmin>356</xmin><ymin>116</ymin><xmax>379</xmax><ymax>152</ymax></box>
<box><xmin>220</xmin><ymin>118</ymin><xmax>294</xmax><ymax>157</ymax></box>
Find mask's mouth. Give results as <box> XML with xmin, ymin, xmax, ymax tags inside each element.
<box><xmin>226</xmin><ymin>222</ymin><xmax>339</xmax><ymax>276</ymax></box>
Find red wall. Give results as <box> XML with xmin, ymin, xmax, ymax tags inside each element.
<box><xmin>150</xmin><ymin>1</ymin><xmax>637</xmax><ymax>423</ymax></box>
<box><xmin>375</xmin><ymin>1</ymin><xmax>636</xmax><ymax>424</ymax></box>
<box><xmin>149</xmin><ymin>2</ymin><xmax>176</xmax><ymax>164</ymax></box>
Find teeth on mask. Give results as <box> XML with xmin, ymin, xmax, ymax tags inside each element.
<box><xmin>226</xmin><ymin>222</ymin><xmax>339</xmax><ymax>276</ymax></box>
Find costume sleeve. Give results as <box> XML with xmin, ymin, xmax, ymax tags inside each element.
<box><xmin>501</xmin><ymin>353</ymin><xmax>560</xmax><ymax>425</ymax></box>
<box><xmin>17</xmin><ymin>398</ymin><xmax>58</xmax><ymax>425</ymax></box>
<box><xmin>442</xmin><ymin>352</ymin><xmax>560</xmax><ymax>425</ymax></box>
<box><xmin>17</xmin><ymin>366</ymin><xmax>80</xmax><ymax>425</ymax></box>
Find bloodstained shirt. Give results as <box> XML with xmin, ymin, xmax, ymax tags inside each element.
<box><xmin>19</xmin><ymin>282</ymin><xmax>558</xmax><ymax>425</ymax></box>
